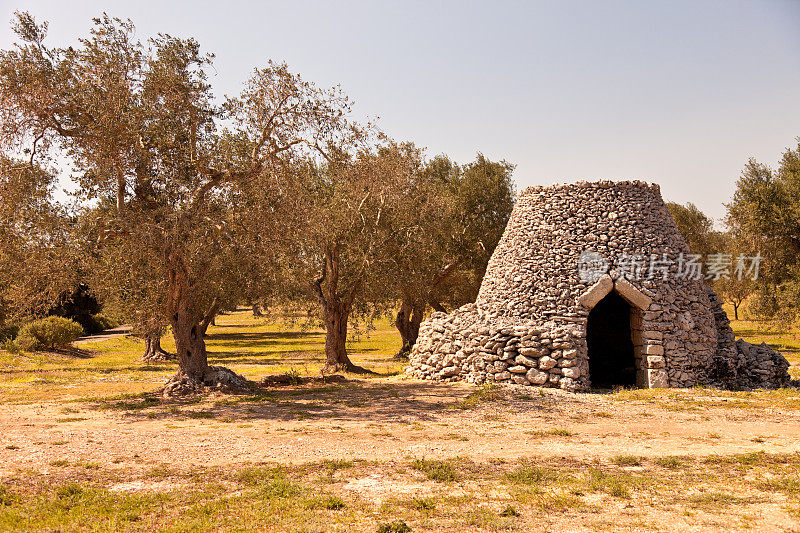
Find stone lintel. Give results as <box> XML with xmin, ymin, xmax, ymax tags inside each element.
<box><xmin>613</xmin><ymin>277</ymin><xmax>653</xmax><ymax>310</ymax></box>
<box><xmin>577</xmin><ymin>275</ymin><xmax>613</xmax><ymax>309</ymax></box>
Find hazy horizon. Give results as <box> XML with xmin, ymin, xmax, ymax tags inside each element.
<box><xmin>1</xmin><ymin>0</ymin><xmax>798</xmax><ymax>222</ymax></box>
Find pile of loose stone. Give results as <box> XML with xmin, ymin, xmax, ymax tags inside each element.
<box><xmin>706</xmin><ymin>288</ymin><xmax>790</xmax><ymax>389</ymax></box>
<box><xmin>406</xmin><ymin>180</ymin><xmax>791</xmax><ymax>391</ymax></box>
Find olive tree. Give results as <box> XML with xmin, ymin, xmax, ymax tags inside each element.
<box><xmin>0</xmin><ymin>13</ymin><xmax>350</xmax><ymax>391</ymax></box>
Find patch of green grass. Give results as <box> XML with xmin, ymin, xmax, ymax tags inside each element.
<box><xmin>612</xmin><ymin>455</ymin><xmax>643</xmax><ymax>467</ymax></box>
<box><xmin>55</xmin><ymin>417</ymin><xmax>87</xmax><ymax>423</ymax></box>
<box><xmin>505</xmin><ymin>465</ymin><xmax>555</xmax><ymax>485</ymax></box>
<box><xmin>757</xmin><ymin>477</ymin><xmax>800</xmax><ymax>494</ymax></box>
<box><xmin>688</xmin><ymin>492</ymin><xmax>753</xmax><ymax>508</ymax></box>
<box><xmin>525</xmin><ymin>428</ymin><xmax>575</xmax><ymax>438</ymax></box>
<box><xmin>235</xmin><ymin>465</ymin><xmax>287</xmax><ymax>487</ymax></box>
<box><xmin>319</xmin><ymin>495</ymin><xmax>345</xmax><ymax>510</ymax></box>
<box><xmin>654</xmin><ymin>456</ymin><xmax>688</xmax><ymax>469</ymax></box>
<box><xmin>584</xmin><ymin>468</ymin><xmax>634</xmax><ymax>499</ymax></box>
<box><xmin>321</xmin><ymin>459</ymin><xmax>354</xmax><ymax>475</ymax></box>
<box><xmin>376</xmin><ymin>520</ymin><xmax>412</xmax><ymax>533</ymax></box>
<box><xmin>411</xmin><ymin>458</ymin><xmax>458</xmax><ymax>482</ymax></box>
<box><xmin>452</xmin><ymin>384</ymin><xmax>501</xmax><ymax>410</ymax></box>
<box><xmin>409</xmin><ymin>497</ymin><xmax>436</xmax><ymax>511</ymax></box>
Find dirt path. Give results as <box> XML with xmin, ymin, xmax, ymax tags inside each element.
<box><xmin>1</xmin><ymin>379</ymin><xmax>798</xmax><ymax>476</ymax></box>
<box><xmin>73</xmin><ymin>325</ymin><xmax>132</xmax><ymax>346</ymax></box>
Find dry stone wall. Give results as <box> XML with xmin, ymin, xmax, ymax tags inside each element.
<box><xmin>406</xmin><ymin>180</ymin><xmax>790</xmax><ymax>391</ymax></box>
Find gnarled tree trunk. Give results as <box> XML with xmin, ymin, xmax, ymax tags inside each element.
<box><xmin>142</xmin><ymin>332</ymin><xmax>174</xmax><ymax>362</ymax></box>
<box><xmin>323</xmin><ymin>295</ymin><xmax>353</xmax><ymax>372</ymax></box>
<box><xmin>394</xmin><ymin>298</ymin><xmax>424</xmax><ymax>359</ymax></box>
<box><xmin>313</xmin><ymin>244</ymin><xmax>366</xmax><ymax>374</ymax></box>
<box><xmin>161</xmin><ymin>251</ymin><xmax>247</xmax><ymax>396</ymax></box>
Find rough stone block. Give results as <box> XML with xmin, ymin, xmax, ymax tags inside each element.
<box><xmin>614</xmin><ymin>277</ymin><xmax>653</xmax><ymax>310</ymax></box>
<box><xmin>647</xmin><ymin>369</ymin><xmax>668</xmax><ymax>388</ymax></box>
<box><xmin>562</xmin><ymin>366</ymin><xmax>581</xmax><ymax>378</ymax></box>
<box><xmin>538</xmin><ymin>356</ymin><xmax>557</xmax><ymax>370</ymax></box>
<box><xmin>645</xmin><ymin>344</ymin><xmax>664</xmax><ymax>356</ymax></box>
<box><xmin>646</xmin><ymin>355</ymin><xmax>665</xmax><ymax>369</ymax></box>
<box><xmin>526</xmin><ymin>368</ymin><xmax>548</xmax><ymax>385</ymax></box>
<box><xmin>577</xmin><ymin>275</ymin><xmax>613</xmax><ymax>309</ymax></box>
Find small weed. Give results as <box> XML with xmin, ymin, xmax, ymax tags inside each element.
<box><xmin>612</xmin><ymin>455</ymin><xmax>643</xmax><ymax>467</ymax></box>
<box><xmin>411</xmin><ymin>458</ymin><xmax>458</xmax><ymax>482</ymax></box>
<box><xmin>506</xmin><ymin>465</ymin><xmax>554</xmax><ymax>485</ymax></box>
<box><xmin>4</xmin><ymin>445</ymin><xmax>19</xmax><ymax>450</ymax></box>
<box><xmin>56</xmin><ymin>417</ymin><xmax>87</xmax><ymax>423</ymax></box>
<box><xmin>593</xmin><ymin>411</ymin><xmax>614</xmax><ymax>418</ymax></box>
<box><xmin>410</xmin><ymin>497</ymin><xmax>436</xmax><ymax>511</ymax></box>
<box><xmin>454</xmin><ymin>384</ymin><xmax>501</xmax><ymax>410</ymax></box>
<box><xmin>377</xmin><ymin>520</ymin><xmax>412</xmax><ymax>533</ymax></box>
<box><xmin>499</xmin><ymin>504</ymin><xmax>519</xmax><ymax>517</ymax></box>
<box><xmin>655</xmin><ymin>456</ymin><xmax>685</xmax><ymax>469</ymax></box>
<box><xmin>322</xmin><ymin>495</ymin><xmax>345</xmax><ymax>510</ymax></box>
<box><xmin>50</xmin><ymin>459</ymin><xmax>70</xmax><ymax>467</ymax></box>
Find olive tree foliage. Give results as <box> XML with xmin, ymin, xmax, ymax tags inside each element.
<box><xmin>0</xmin><ymin>156</ymin><xmax>81</xmax><ymax>326</ymax></box>
<box><xmin>666</xmin><ymin>201</ymin><xmax>720</xmax><ymax>258</ymax></box>
<box><xmin>0</xmin><ymin>12</ymin><xmax>351</xmax><ymax>389</ymax></box>
<box><xmin>726</xmin><ymin>139</ymin><xmax>800</xmax><ymax>320</ymax></box>
<box><xmin>387</xmin><ymin>154</ymin><xmax>515</xmax><ymax>356</ymax></box>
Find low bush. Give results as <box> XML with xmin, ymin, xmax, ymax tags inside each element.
<box><xmin>16</xmin><ymin>317</ymin><xmax>84</xmax><ymax>351</ymax></box>
<box><xmin>91</xmin><ymin>313</ymin><xmax>120</xmax><ymax>331</ymax></box>
<box><xmin>0</xmin><ymin>321</ymin><xmax>20</xmax><ymax>341</ymax></box>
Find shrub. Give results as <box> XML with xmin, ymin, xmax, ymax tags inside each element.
<box><xmin>91</xmin><ymin>313</ymin><xmax>120</xmax><ymax>331</ymax></box>
<box><xmin>0</xmin><ymin>321</ymin><xmax>20</xmax><ymax>341</ymax></box>
<box><xmin>16</xmin><ymin>317</ymin><xmax>84</xmax><ymax>350</ymax></box>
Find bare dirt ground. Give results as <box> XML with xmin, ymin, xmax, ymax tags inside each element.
<box><xmin>1</xmin><ymin>380</ymin><xmax>799</xmax><ymax>474</ymax></box>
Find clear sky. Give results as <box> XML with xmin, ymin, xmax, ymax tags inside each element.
<box><xmin>1</xmin><ymin>0</ymin><xmax>798</xmax><ymax>221</ymax></box>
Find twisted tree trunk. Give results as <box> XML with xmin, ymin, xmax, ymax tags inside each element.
<box><xmin>313</xmin><ymin>245</ymin><xmax>368</xmax><ymax>374</ymax></box>
<box><xmin>142</xmin><ymin>332</ymin><xmax>174</xmax><ymax>362</ymax></box>
<box><xmin>161</xmin><ymin>251</ymin><xmax>247</xmax><ymax>396</ymax></box>
<box><xmin>394</xmin><ymin>298</ymin><xmax>424</xmax><ymax>359</ymax></box>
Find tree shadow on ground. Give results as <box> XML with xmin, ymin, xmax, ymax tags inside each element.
<box><xmin>105</xmin><ymin>379</ymin><xmax>559</xmax><ymax>424</ymax></box>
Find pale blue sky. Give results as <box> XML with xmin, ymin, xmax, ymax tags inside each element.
<box><xmin>1</xmin><ymin>0</ymin><xmax>798</xmax><ymax>221</ymax></box>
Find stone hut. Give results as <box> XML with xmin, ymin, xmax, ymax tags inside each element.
<box><xmin>406</xmin><ymin>180</ymin><xmax>789</xmax><ymax>391</ymax></box>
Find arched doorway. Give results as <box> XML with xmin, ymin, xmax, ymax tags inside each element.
<box><xmin>587</xmin><ymin>290</ymin><xmax>637</xmax><ymax>388</ymax></box>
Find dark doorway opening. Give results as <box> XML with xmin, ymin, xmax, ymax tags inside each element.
<box><xmin>587</xmin><ymin>290</ymin><xmax>636</xmax><ymax>388</ymax></box>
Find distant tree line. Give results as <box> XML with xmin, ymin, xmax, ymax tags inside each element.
<box><xmin>0</xmin><ymin>13</ymin><xmax>514</xmax><ymax>389</ymax></box>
